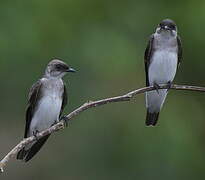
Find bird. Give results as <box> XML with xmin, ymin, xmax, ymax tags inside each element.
<box><xmin>144</xmin><ymin>19</ymin><xmax>182</xmax><ymax>126</ymax></box>
<box><xmin>17</xmin><ymin>59</ymin><xmax>76</xmax><ymax>162</ymax></box>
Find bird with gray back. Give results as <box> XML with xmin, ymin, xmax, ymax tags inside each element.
<box><xmin>17</xmin><ymin>59</ymin><xmax>76</xmax><ymax>162</ymax></box>
<box><xmin>144</xmin><ymin>19</ymin><xmax>182</xmax><ymax>126</ymax></box>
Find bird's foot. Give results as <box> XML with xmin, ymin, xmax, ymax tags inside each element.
<box><xmin>153</xmin><ymin>82</ymin><xmax>160</xmax><ymax>94</ymax></box>
<box><xmin>167</xmin><ymin>81</ymin><xmax>172</xmax><ymax>92</ymax></box>
<box><xmin>33</xmin><ymin>130</ymin><xmax>39</xmax><ymax>141</ymax></box>
<box><xmin>61</xmin><ymin>116</ymin><xmax>70</xmax><ymax>127</ymax></box>
<box><xmin>52</xmin><ymin>120</ymin><xmax>58</xmax><ymax>126</ymax></box>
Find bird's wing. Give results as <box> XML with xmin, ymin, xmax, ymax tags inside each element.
<box><xmin>60</xmin><ymin>84</ymin><xmax>68</xmax><ymax>117</ymax></box>
<box><xmin>177</xmin><ymin>35</ymin><xmax>182</xmax><ymax>67</ymax></box>
<box><xmin>24</xmin><ymin>80</ymin><xmax>43</xmax><ymax>138</ymax></box>
<box><xmin>144</xmin><ymin>34</ymin><xmax>154</xmax><ymax>86</ymax></box>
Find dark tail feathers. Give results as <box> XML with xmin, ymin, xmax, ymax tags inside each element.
<box><xmin>17</xmin><ymin>148</ymin><xmax>28</xmax><ymax>160</ymax></box>
<box><xmin>17</xmin><ymin>134</ymin><xmax>50</xmax><ymax>162</ymax></box>
<box><xmin>146</xmin><ymin>111</ymin><xmax>159</xmax><ymax>126</ymax></box>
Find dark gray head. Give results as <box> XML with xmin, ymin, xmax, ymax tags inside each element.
<box><xmin>45</xmin><ymin>59</ymin><xmax>76</xmax><ymax>78</ymax></box>
<box><xmin>156</xmin><ymin>19</ymin><xmax>177</xmax><ymax>36</ymax></box>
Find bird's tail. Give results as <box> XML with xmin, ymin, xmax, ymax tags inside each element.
<box><xmin>17</xmin><ymin>148</ymin><xmax>28</xmax><ymax>160</ymax></box>
<box><xmin>146</xmin><ymin>111</ymin><xmax>159</xmax><ymax>126</ymax></box>
<box><xmin>17</xmin><ymin>134</ymin><xmax>50</xmax><ymax>162</ymax></box>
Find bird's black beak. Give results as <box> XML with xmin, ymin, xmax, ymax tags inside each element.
<box><xmin>67</xmin><ymin>67</ymin><xmax>76</xmax><ymax>73</ymax></box>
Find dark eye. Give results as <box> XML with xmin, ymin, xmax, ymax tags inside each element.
<box><xmin>170</xmin><ymin>25</ymin><xmax>176</xmax><ymax>30</ymax></box>
<box><xmin>55</xmin><ymin>64</ymin><xmax>63</xmax><ymax>71</ymax></box>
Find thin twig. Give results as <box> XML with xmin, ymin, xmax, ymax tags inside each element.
<box><xmin>0</xmin><ymin>84</ymin><xmax>204</xmax><ymax>172</ymax></box>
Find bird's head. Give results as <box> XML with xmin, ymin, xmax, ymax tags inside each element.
<box><xmin>45</xmin><ymin>59</ymin><xmax>76</xmax><ymax>78</ymax></box>
<box><xmin>156</xmin><ymin>19</ymin><xmax>177</xmax><ymax>37</ymax></box>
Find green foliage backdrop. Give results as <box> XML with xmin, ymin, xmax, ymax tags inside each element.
<box><xmin>1</xmin><ymin>0</ymin><xmax>205</xmax><ymax>179</ymax></box>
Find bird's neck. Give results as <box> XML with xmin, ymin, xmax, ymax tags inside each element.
<box><xmin>44</xmin><ymin>73</ymin><xmax>62</xmax><ymax>80</ymax></box>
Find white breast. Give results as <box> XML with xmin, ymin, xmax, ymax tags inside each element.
<box><xmin>29</xmin><ymin>79</ymin><xmax>63</xmax><ymax>136</ymax></box>
<box><xmin>146</xmin><ymin>32</ymin><xmax>178</xmax><ymax>112</ymax></box>
<box><xmin>148</xmin><ymin>50</ymin><xmax>178</xmax><ymax>85</ymax></box>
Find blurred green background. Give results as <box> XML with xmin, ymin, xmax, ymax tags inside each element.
<box><xmin>1</xmin><ymin>0</ymin><xmax>205</xmax><ymax>179</ymax></box>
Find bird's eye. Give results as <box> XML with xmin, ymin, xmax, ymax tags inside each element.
<box><xmin>170</xmin><ymin>25</ymin><xmax>176</xmax><ymax>30</ymax></box>
<box><xmin>55</xmin><ymin>64</ymin><xmax>63</xmax><ymax>70</ymax></box>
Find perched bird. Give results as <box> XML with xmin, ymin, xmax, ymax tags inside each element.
<box><xmin>144</xmin><ymin>19</ymin><xmax>182</xmax><ymax>126</ymax></box>
<box><xmin>17</xmin><ymin>59</ymin><xmax>76</xmax><ymax>162</ymax></box>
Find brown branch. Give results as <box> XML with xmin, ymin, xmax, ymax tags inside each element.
<box><xmin>0</xmin><ymin>84</ymin><xmax>205</xmax><ymax>172</ymax></box>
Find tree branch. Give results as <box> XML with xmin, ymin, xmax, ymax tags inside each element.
<box><xmin>0</xmin><ymin>84</ymin><xmax>205</xmax><ymax>172</ymax></box>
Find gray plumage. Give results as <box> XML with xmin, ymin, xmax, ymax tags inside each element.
<box><xmin>17</xmin><ymin>59</ymin><xmax>75</xmax><ymax>162</ymax></box>
<box><xmin>144</xmin><ymin>19</ymin><xmax>182</xmax><ymax>126</ymax></box>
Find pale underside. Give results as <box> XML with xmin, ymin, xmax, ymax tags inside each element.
<box><xmin>29</xmin><ymin>94</ymin><xmax>62</xmax><ymax>136</ymax></box>
<box><xmin>146</xmin><ymin>32</ymin><xmax>178</xmax><ymax>113</ymax></box>
<box><xmin>25</xmin><ymin>78</ymin><xmax>64</xmax><ymax>150</ymax></box>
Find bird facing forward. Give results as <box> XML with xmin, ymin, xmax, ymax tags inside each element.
<box><xmin>144</xmin><ymin>19</ymin><xmax>182</xmax><ymax>126</ymax></box>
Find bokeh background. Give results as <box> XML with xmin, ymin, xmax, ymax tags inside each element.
<box><xmin>0</xmin><ymin>0</ymin><xmax>205</xmax><ymax>179</ymax></box>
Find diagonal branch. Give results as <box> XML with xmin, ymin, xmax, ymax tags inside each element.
<box><xmin>0</xmin><ymin>84</ymin><xmax>205</xmax><ymax>172</ymax></box>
